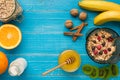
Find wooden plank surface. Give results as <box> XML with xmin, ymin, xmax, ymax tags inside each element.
<box><xmin>0</xmin><ymin>0</ymin><xmax>120</xmax><ymax>80</ymax></box>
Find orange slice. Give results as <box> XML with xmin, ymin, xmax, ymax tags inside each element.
<box><xmin>0</xmin><ymin>52</ymin><xmax>8</xmax><ymax>75</ymax></box>
<box><xmin>0</xmin><ymin>24</ymin><xmax>22</xmax><ymax>49</ymax></box>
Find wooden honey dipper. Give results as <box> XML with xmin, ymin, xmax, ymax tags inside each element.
<box><xmin>42</xmin><ymin>57</ymin><xmax>75</xmax><ymax>76</ymax></box>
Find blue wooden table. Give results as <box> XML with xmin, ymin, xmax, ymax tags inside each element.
<box><xmin>0</xmin><ymin>0</ymin><xmax>120</xmax><ymax>80</ymax></box>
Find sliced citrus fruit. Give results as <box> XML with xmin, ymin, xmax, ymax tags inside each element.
<box><xmin>0</xmin><ymin>51</ymin><xmax>8</xmax><ymax>75</ymax></box>
<box><xmin>0</xmin><ymin>24</ymin><xmax>22</xmax><ymax>49</ymax></box>
<box><xmin>58</xmin><ymin>50</ymin><xmax>81</xmax><ymax>72</ymax></box>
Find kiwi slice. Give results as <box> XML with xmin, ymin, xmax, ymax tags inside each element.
<box><xmin>82</xmin><ymin>64</ymin><xmax>93</xmax><ymax>75</ymax></box>
<box><xmin>98</xmin><ymin>68</ymin><xmax>106</xmax><ymax>78</ymax></box>
<box><xmin>104</xmin><ymin>67</ymin><xmax>112</xmax><ymax>79</ymax></box>
<box><xmin>109</xmin><ymin>64</ymin><xmax>119</xmax><ymax>77</ymax></box>
<box><xmin>90</xmin><ymin>66</ymin><xmax>99</xmax><ymax>79</ymax></box>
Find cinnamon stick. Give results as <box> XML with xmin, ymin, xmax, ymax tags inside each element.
<box><xmin>64</xmin><ymin>32</ymin><xmax>83</xmax><ymax>36</ymax></box>
<box><xmin>73</xmin><ymin>22</ymin><xmax>87</xmax><ymax>41</ymax></box>
<box><xmin>64</xmin><ymin>32</ymin><xmax>73</xmax><ymax>36</ymax></box>
<box><xmin>70</xmin><ymin>22</ymin><xmax>87</xmax><ymax>31</ymax></box>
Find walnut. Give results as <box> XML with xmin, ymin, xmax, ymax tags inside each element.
<box><xmin>79</xmin><ymin>12</ymin><xmax>87</xmax><ymax>21</ymax></box>
<box><xmin>65</xmin><ymin>20</ymin><xmax>73</xmax><ymax>29</ymax></box>
<box><xmin>70</xmin><ymin>9</ymin><xmax>79</xmax><ymax>17</ymax></box>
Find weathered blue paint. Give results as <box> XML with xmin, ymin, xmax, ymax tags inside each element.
<box><xmin>0</xmin><ymin>0</ymin><xmax>120</xmax><ymax>80</ymax></box>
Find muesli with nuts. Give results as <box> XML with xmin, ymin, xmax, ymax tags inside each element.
<box><xmin>87</xmin><ymin>30</ymin><xmax>116</xmax><ymax>61</ymax></box>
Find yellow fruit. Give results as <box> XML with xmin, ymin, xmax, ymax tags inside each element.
<box><xmin>0</xmin><ymin>52</ymin><xmax>8</xmax><ymax>75</ymax></box>
<box><xmin>78</xmin><ymin>1</ymin><xmax>120</xmax><ymax>11</ymax></box>
<box><xmin>94</xmin><ymin>11</ymin><xmax>120</xmax><ymax>25</ymax></box>
<box><xmin>0</xmin><ymin>24</ymin><xmax>22</xmax><ymax>49</ymax></box>
<box><xmin>58</xmin><ymin>50</ymin><xmax>81</xmax><ymax>72</ymax></box>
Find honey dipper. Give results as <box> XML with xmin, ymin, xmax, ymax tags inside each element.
<box><xmin>42</xmin><ymin>57</ymin><xmax>75</xmax><ymax>76</ymax></box>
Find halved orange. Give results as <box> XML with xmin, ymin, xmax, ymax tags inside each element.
<box><xmin>0</xmin><ymin>51</ymin><xmax>8</xmax><ymax>75</ymax></box>
<box><xmin>0</xmin><ymin>24</ymin><xmax>22</xmax><ymax>49</ymax></box>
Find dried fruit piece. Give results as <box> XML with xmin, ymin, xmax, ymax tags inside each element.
<box><xmin>97</xmin><ymin>45</ymin><xmax>102</xmax><ymax>50</ymax></box>
<box><xmin>82</xmin><ymin>64</ymin><xmax>93</xmax><ymax>75</ymax></box>
<box><xmin>92</xmin><ymin>46</ymin><xmax>95</xmax><ymax>51</ymax></box>
<box><xmin>107</xmin><ymin>48</ymin><xmax>111</xmax><ymax>52</ymax></box>
<box><xmin>102</xmin><ymin>42</ymin><xmax>106</xmax><ymax>47</ymax></box>
<box><xmin>103</xmin><ymin>50</ymin><xmax>108</xmax><ymax>54</ymax></box>
<box><xmin>99</xmin><ymin>51</ymin><xmax>103</xmax><ymax>55</ymax></box>
<box><xmin>107</xmin><ymin>37</ymin><xmax>113</xmax><ymax>42</ymax></box>
<box><xmin>95</xmin><ymin>33</ymin><xmax>98</xmax><ymax>36</ymax></box>
<box><xmin>102</xmin><ymin>35</ymin><xmax>105</xmax><ymax>38</ymax></box>
<box><xmin>92</xmin><ymin>40</ymin><xmax>96</xmax><ymax>44</ymax></box>
<box><xmin>93</xmin><ymin>50</ymin><xmax>98</xmax><ymax>55</ymax></box>
<box><xmin>97</xmin><ymin>36</ymin><xmax>101</xmax><ymax>41</ymax></box>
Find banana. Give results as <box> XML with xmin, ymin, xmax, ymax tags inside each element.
<box><xmin>78</xmin><ymin>1</ymin><xmax>120</xmax><ymax>11</ymax></box>
<box><xmin>94</xmin><ymin>11</ymin><xmax>120</xmax><ymax>25</ymax></box>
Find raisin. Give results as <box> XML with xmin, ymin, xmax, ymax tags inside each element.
<box><xmin>95</xmin><ymin>33</ymin><xmax>98</xmax><ymax>36</ymax></box>
<box><xmin>99</xmin><ymin>51</ymin><xmax>103</xmax><ymax>55</ymax></box>
<box><xmin>92</xmin><ymin>40</ymin><xmax>96</xmax><ymax>44</ymax></box>
<box><xmin>102</xmin><ymin>42</ymin><xmax>106</xmax><ymax>47</ymax></box>
<box><xmin>102</xmin><ymin>35</ymin><xmax>105</xmax><ymax>38</ymax></box>
<box><xmin>108</xmin><ymin>48</ymin><xmax>111</xmax><ymax>51</ymax></box>
<box><xmin>107</xmin><ymin>37</ymin><xmax>113</xmax><ymax>42</ymax></box>
<box><xmin>92</xmin><ymin>46</ymin><xmax>95</xmax><ymax>51</ymax></box>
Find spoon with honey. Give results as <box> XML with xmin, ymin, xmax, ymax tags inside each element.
<box><xmin>42</xmin><ymin>57</ymin><xmax>75</xmax><ymax>76</ymax></box>
<box><xmin>42</xmin><ymin>50</ymin><xmax>81</xmax><ymax>76</ymax></box>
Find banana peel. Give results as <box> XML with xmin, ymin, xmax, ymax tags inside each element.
<box><xmin>78</xmin><ymin>1</ymin><xmax>120</xmax><ymax>11</ymax></box>
<box><xmin>94</xmin><ymin>11</ymin><xmax>120</xmax><ymax>25</ymax></box>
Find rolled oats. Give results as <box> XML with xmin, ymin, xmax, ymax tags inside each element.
<box><xmin>87</xmin><ymin>30</ymin><xmax>116</xmax><ymax>61</ymax></box>
<box><xmin>0</xmin><ymin>0</ymin><xmax>23</xmax><ymax>22</ymax></box>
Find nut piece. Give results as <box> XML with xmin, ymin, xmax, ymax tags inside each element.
<box><xmin>79</xmin><ymin>12</ymin><xmax>87</xmax><ymax>21</ymax></box>
<box><xmin>65</xmin><ymin>20</ymin><xmax>73</xmax><ymax>29</ymax></box>
<box><xmin>70</xmin><ymin>9</ymin><xmax>79</xmax><ymax>17</ymax></box>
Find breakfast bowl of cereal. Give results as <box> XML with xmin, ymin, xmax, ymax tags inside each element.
<box><xmin>86</xmin><ymin>28</ymin><xmax>119</xmax><ymax>64</ymax></box>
